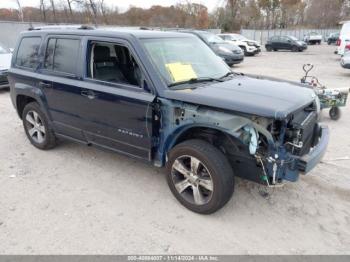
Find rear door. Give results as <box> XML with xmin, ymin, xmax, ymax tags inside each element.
<box><xmin>39</xmin><ymin>35</ymin><xmax>85</xmax><ymax>141</ymax></box>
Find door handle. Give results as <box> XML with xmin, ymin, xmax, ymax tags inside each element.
<box><xmin>39</xmin><ymin>81</ymin><xmax>52</xmax><ymax>88</ymax></box>
<box><xmin>81</xmin><ymin>90</ymin><xmax>97</xmax><ymax>100</ymax></box>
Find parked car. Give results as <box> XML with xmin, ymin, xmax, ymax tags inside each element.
<box><xmin>176</xmin><ymin>30</ymin><xmax>244</xmax><ymax>66</ymax></box>
<box><xmin>218</xmin><ymin>33</ymin><xmax>261</xmax><ymax>56</ymax></box>
<box><xmin>8</xmin><ymin>27</ymin><xmax>329</xmax><ymax>214</ymax></box>
<box><xmin>341</xmin><ymin>51</ymin><xmax>350</xmax><ymax>68</ymax></box>
<box><xmin>337</xmin><ymin>21</ymin><xmax>350</xmax><ymax>56</ymax></box>
<box><xmin>265</xmin><ymin>36</ymin><xmax>307</xmax><ymax>52</ymax></box>
<box><xmin>326</xmin><ymin>32</ymin><xmax>340</xmax><ymax>45</ymax></box>
<box><xmin>0</xmin><ymin>42</ymin><xmax>12</xmax><ymax>89</ymax></box>
<box><xmin>303</xmin><ymin>32</ymin><xmax>322</xmax><ymax>45</ymax></box>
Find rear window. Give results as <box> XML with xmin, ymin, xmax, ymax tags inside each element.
<box><xmin>15</xmin><ymin>37</ymin><xmax>41</xmax><ymax>69</ymax></box>
<box><xmin>44</xmin><ymin>38</ymin><xmax>80</xmax><ymax>75</ymax></box>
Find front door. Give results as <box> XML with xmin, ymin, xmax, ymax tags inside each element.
<box><xmin>76</xmin><ymin>38</ymin><xmax>156</xmax><ymax>160</ymax></box>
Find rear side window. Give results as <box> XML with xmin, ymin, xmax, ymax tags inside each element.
<box><xmin>16</xmin><ymin>37</ymin><xmax>41</xmax><ymax>69</ymax></box>
<box><xmin>44</xmin><ymin>38</ymin><xmax>80</xmax><ymax>75</ymax></box>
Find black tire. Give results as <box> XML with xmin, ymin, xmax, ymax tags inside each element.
<box><xmin>292</xmin><ymin>46</ymin><xmax>299</xmax><ymax>52</ymax></box>
<box><xmin>166</xmin><ymin>139</ymin><xmax>234</xmax><ymax>214</ymax></box>
<box><xmin>266</xmin><ymin>46</ymin><xmax>272</xmax><ymax>52</ymax></box>
<box><xmin>273</xmin><ymin>48</ymin><xmax>278</xmax><ymax>51</ymax></box>
<box><xmin>329</xmin><ymin>106</ymin><xmax>341</xmax><ymax>120</ymax></box>
<box><xmin>22</xmin><ymin>102</ymin><xmax>57</xmax><ymax>150</ymax></box>
<box><xmin>241</xmin><ymin>46</ymin><xmax>248</xmax><ymax>56</ymax></box>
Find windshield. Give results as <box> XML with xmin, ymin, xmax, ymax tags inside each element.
<box><xmin>142</xmin><ymin>37</ymin><xmax>231</xmax><ymax>87</ymax></box>
<box><xmin>234</xmin><ymin>34</ymin><xmax>247</xmax><ymax>41</ymax></box>
<box><xmin>0</xmin><ymin>42</ymin><xmax>10</xmax><ymax>54</ymax></box>
<box><xmin>289</xmin><ymin>36</ymin><xmax>298</xmax><ymax>41</ymax></box>
<box><xmin>199</xmin><ymin>32</ymin><xmax>225</xmax><ymax>44</ymax></box>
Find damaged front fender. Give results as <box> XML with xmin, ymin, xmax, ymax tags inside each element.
<box><xmin>154</xmin><ymin>98</ymin><xmax>275</xmax><ymax>168</ymax></box>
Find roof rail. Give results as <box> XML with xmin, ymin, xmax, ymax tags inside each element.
<box><xmin>28</xmin><ymin>24</ymin><xmax>95</xmax><ymax>31</ymax></box>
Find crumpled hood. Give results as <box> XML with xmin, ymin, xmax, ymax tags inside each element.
<box><xmin>162</xmin><ymin>74</ymin><xmax>316</xmax><ymax>120</ymax></box>
<box><xmin>0</xmin><ymin>53</ymin><xmax>12</xmax><ymax>71</ymax></box>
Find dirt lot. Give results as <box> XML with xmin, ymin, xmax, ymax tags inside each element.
<box><xmin>0</xmin><ymin>44</ymin><xmax>349</xmax><ymax>255</ymax></box>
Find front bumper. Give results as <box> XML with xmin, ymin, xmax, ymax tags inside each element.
<box><xmin>223</xmin><ymin>54</ymin><xmax>244</xmax><ymax>65</ymax></box>
<box><xmin>246</xmin><ymin>45</ymin><xmax>261</xmax><ymax>54</ymax></box>
<box><xmin>263</xmin><ymin>123</ymin><xmax>329</xmax><ymax>184</ymax></box>
<box><xmin>297</xmin><ymin>124</ymin><xmax>329</xmax><ymax>173</ymax></box>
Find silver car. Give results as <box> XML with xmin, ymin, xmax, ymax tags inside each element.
<box><xmin>0</xmin><ymin>42</ymin><xmax>12</xmax><ymax>89</ymax></box>
<box><xmin>341</xmin><ymin>51</ymin><xmax>350</xmax><ymax>69</ymax></box>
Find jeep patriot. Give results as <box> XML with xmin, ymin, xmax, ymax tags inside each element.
<box><xmin>8</xmin><ymin>27</ymin><xmax>329</xmax><ymax>214</ymax></box>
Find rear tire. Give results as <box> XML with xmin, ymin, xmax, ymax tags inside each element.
<box><xmin>329</xmin><ymin>106</ymin><xmax>341</xmax><ymax>120</ymax></box>
<box><xmin>166</xmin><ymin>139</ymin><xmax>234</xmax><ymax>214</ymax></box>
<box><xmin>241</xmin><ymin>46</ymin><xmax>248</xmax><ymax>56</ymax></box>
<box><xmin>22</xmin><ymin>102</ymin><xmax>57</xmax><ymax>150</ymax></box>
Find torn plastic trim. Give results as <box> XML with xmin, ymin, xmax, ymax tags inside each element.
<box><xmin>154</xmin><ymin>98</ymin><xmax>276</xmax><ymax>166</ymax></box>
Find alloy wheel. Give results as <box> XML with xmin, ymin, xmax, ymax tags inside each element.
<box><xmin>171</xmin><ymin>155</ymin><xmax>214</xmax><ymax>206</ymax></box>
<box><xmin>25</xmin><ymin>110</ymin><xmax>46</xmax><ymax>144</ymax></box>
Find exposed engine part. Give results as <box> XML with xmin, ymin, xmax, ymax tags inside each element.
<box><xmin>244</xmin><ymin>125</ymin><xmax>259</xmax><ymax>155</ymax></box>
<box><xmin>256</xmin><ymin>156</ymin><xmax>285</xmax><ymax>188</ymax></box>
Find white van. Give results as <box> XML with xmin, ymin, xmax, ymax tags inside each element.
<box><xmin>337</xmin><ymin>21</ymin><xmax>350</xmax><ymax>55</ymax></box>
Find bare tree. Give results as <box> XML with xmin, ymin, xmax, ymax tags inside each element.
<box><xmin>14</xmin><ymin>0</ymin><xmax>24</xmax><ymax>22</ymax></box>
<box><xmin>87</xmin><ymin>0</ymin><xmax>98</xmax><ymax>25</ymax></box>
<box><xmin>39</xmin><ymin>0</ymin><xmax>47</xmax><ymax>22</ymax></box>
<box><xmin>50</xmin><ymin>0</ymin><xmax>57</xmax><ymax>23</ymax></box>
<box><xmin>99</xmin><ymin>0</ymin><xmax>108</xmax><ymax>24</ymax></box>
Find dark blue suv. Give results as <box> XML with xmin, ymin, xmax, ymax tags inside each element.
<box><xmin>8</xmin><ymin>27</ymin><xmax>329</xmax><ymax>214</ymax></box>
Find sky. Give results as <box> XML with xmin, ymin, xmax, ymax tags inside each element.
<box><xmin>0</xmin><ymin>0</ymin><xmax>222</xmax><ymax>12</ymax></box>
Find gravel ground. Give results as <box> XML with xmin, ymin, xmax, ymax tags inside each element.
<box><xmin>0</xmin><ymin>44</ymin><xmax>349</xmax><ymax>255</ymax></box>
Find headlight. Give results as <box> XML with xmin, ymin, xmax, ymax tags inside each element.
<box><xmin>218</xmin><ymin>46</ymin><xmax>232</xmax><ymax>54</ymax></box>
<box><xmin>247</xmin><ymin>42</ymin><xmax>255</xmax><ymax>46</ymax></box>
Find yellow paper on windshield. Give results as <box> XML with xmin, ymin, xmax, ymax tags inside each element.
<box><xmin>165</xmin><ymin>62</ymin><xmax>197</xmax><ymax>83</ymax></box>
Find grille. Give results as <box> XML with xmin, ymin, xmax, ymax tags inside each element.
<box><xmin>286</xmin><ymin>103</ymin><xmax>318</xmax><ymax>156</ymax></box>
<box><xmin>298</xmin><ymin>111</ymin><xmax>317</xmax><ymax>155</ymax></box>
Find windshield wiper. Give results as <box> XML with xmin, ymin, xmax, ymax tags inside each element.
<box><xmin>219</xmin><ymin>71</ymin><xmax>236</xmax><ymax>79</ymax></box>
<box><xmin>168</xmin><ymin>77</ymin><xmax>224</xmax><ymax>88</ymax></box>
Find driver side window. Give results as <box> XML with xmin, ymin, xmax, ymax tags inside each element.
<box><xmin>87</xmin><ymin>41</ymin><xmax>144</xmax><ymax>88</ymax></box>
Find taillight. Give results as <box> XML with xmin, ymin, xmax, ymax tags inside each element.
<box><xmin>345</xmin><ymin>44</ymin><xmax>350</xmax><ymax>51</ymax></box>
<box><xmin>336</xmin><ymin>38</ymin><xmax>341</xmax><ymax>46</ymax></box>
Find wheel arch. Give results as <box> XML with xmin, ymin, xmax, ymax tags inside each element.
<box><xmin>14</xmin><ymin>84</ymin><xmax>50</xmax><ymax>120</ymax></box>
<box><xmin>162</xmin><ymin>124</ymin><xmax>248</xmax><ymax>165</ymax></box>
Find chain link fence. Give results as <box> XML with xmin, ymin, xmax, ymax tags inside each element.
<box><xmin>240</xmin><ymin>28</ymin><xmax>340</xmax><ymax>45</ymax></box>
<box><xmin>0</xmin><ymin>21</ymin><xmax>45</xmax><ymax>48</ymax></box>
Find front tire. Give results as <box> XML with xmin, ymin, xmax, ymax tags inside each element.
<box><xmin>166</xmin><ymin>139</ymin><xmax>234</xmax><ymax>214</ymax></box>
<box><xmin>329</xmin><ymin>106</ymin><xmax>341</xmax><ymax>120</ymax></box>
<box><xmin>22</xmin><ymin>102</ymin><xmax>57</xmax><ymax>150</ymax></box>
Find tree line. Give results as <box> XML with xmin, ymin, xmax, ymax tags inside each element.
<box><xmin>1</xmin><ymin>0</ymin><xmax>349</xmax><ymax>31</ymax></box>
